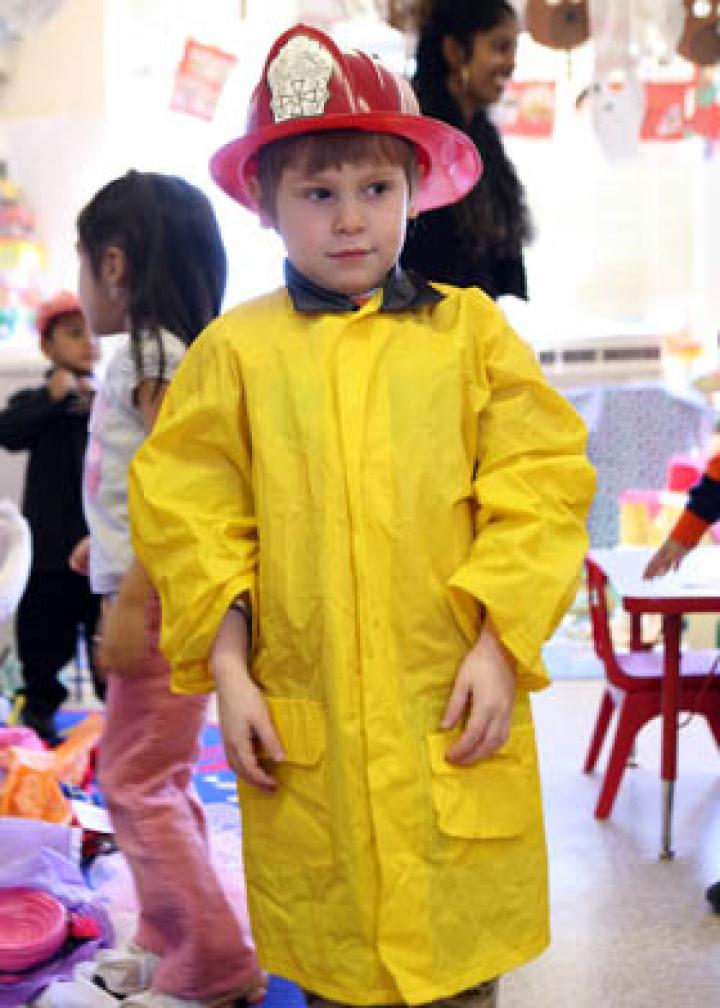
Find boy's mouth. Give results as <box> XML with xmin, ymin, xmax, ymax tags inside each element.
<box><xmin>330</xmin><ymin>249</ymin><xmax>371</xmax><ymax>260</ymax></box>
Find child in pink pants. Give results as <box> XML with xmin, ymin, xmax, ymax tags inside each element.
<box><xmin>72</xmin><ymin>171</ymin><xmax>266</xmax><ymax>1008</ymax></box>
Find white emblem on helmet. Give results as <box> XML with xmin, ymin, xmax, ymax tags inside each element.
<box><xmin>267</xmin><ymin>35</ymin><xmax>335</xmax><ymax>123</ymax></box>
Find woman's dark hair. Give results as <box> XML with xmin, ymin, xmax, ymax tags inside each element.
<box><xmin>76</xmin><ymin>170</ymin><xmax>227</xmax><ymax>384</ymax></box>
<box><xmin>413</xmin><ymin>0</ymin><xmax>533</xmax><ymax>258</ymax></box>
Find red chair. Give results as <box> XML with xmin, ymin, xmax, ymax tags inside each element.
<box><xmin>583</xmin><ymin>556</ymin><xmax>720</xmax><ymax>818</ymax></box>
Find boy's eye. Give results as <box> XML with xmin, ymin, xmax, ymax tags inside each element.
<box><xmin>305</xmin><ymin>187</ymin><xmax>332</xmax><ymax>201</ymax></box>
<box><xmin>367</xmin><ymin>180</ymin><xmax>393</xmax><ymax>196</ymax></box>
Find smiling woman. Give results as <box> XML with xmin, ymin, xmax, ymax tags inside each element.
<box><xmin>401</xmin><ymin>0</ymin><xmax>534</xmax><ymax>300</ymax></box>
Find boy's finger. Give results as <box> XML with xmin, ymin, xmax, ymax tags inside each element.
<box><xmin>230</xmin><ymin>737</ymin><xmax>278</xmax><ymax>793</ymax></box>
<box><xmin>253</xmin><ymin>714</ymin><xmax>286</xmax><ymax>763</ymax></box>
<box><xmin>462</xmin><ymin>717</ymin><xmax>511</xmax><ymax>763</ymax></box>
<box><xmin>446</xmin><ymin>709</ymin><xmax>489</xmax><ymax>764</ymax></box>
<box><xmin>440</xmin><ymin>679</ymin><xmax>469</xmax><ymax>730</ymax></box>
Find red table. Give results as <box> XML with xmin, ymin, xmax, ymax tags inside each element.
<box><xmin>591</xmin><ymin>546</ymin><xmax>720</xmax><ymax>859</ymax></box>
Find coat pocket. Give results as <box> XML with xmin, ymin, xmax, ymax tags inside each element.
<box><xmin>237</xmin><ymin>696</ymin><xmax>332</xmax><ymax>866</ymax></box>
<box><xmin>427</xmin><ymin>723</ymin><xmax>534</xmax><ymax>840</ymax></box>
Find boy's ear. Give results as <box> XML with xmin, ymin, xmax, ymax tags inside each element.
<box><xmin>407</xmin><ymin>164</ymin><xmax>424</xmax><ymax>221</ymax></box>
<box><xmin>246</xmin><ymin>176</ymin><xmax>274</xmax><ymax>229</ymax></box>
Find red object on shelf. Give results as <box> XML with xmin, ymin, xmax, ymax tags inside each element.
<box><xmin>0</xmin><ymin>888</ymin><xmax>67</xmax><ymax>972</ymax></box>
<box><xmin>640</xmin><ymin>81</ymin><xmax>688</xmax><ymax>141</ymax></box>
<box><xmin>666</xmin><ymin>453</ymin><xmax>704</xmax><ymax>492</ymax></box>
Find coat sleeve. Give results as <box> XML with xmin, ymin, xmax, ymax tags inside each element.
<box><xmin>0</xmin><ymin>388</ymin><xmax>60</xmax><ymax>451</ymax></box>
<box><xmin>448</xmin><ymin>305</ymin><xmax>596</xmax><ymax>691</ymax></box>
<box><xmin>128</xmin><ymin>320</ymin><xmax>256</xmax><ymax>693</ymax></box>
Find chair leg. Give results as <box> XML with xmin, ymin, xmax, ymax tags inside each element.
<box><xmin>704</xmin><ymin>704</ymin><xmax>720</xmax><ymax>751</ymax></box>
<box><xmin>594</xmin><ymin>700</ymin><xmax>648</xmax><ymax>820</ymax></box>
<box><xmin>584</xmin><ymin>689</ymin><xmax>615</xmax><ymax>774</ymax></box>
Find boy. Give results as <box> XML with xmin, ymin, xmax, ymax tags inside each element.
<box><xmin>644</xmin><ymin>453</ymin><xmax>720</xmax><ymax>578</ymax></box>
<box><xmin>129</xmin><ymin>24</ymin><xmax>595</xmax><ymax>1008</ymax></box>
<box><xmin>643</xmin><ymin>449</ymin><xmax>720</xmax><ymax>916</ymax></box>
<box><xmin>0</xmin><ymin>292</ymin><xmax>102</xmax><ymax>744</ymax></box>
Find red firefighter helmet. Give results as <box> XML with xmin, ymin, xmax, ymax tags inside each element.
<box><xmin>211</xmin><ymin>23</ymin><xmax>481</xmax><ymax>214</ymax></box>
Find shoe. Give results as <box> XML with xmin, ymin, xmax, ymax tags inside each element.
<box><xmin>32</xmin><ymin>974</ymin><xmax>120</xmax><ymax>1007</ymax></box>
<box><xmin>92</xmin><ymin>944</ymin><xmax>159</xmax><ymax>997</ymax></box>
<box><xmin>706</xmin><ymin>879</ymin><xmax>720</xmax><ymax>912</ymax></box>
<box><xmin>120</xmin><ymin>976</ymin><xmax>268</xmax><ymax>1008</ymax></box>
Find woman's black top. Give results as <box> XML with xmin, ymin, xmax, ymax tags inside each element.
<box><xmin>401</xmin><ymin>96</ymin><xmax>532</xmax><ymax>301</ymax></box>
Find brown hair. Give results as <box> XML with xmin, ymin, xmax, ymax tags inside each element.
<box><xmin>255</xmin><ymin>131</ymin><xmax>418</xmax><ymax>218</ymax></box>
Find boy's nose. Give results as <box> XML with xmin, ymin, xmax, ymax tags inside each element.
<box><xmin>333</xmin><ymin>199</ymin><xmax>365</xmax><ymax>234</ymax></box>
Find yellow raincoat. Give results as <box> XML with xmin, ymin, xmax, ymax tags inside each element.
<box><xmin>129</xmin><ymin>282</ymin><xmax>595</xmax><ymax>1005</ymax></box>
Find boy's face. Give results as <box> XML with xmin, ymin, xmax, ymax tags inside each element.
<box><xmin>41</xmin><ymin>311</ymin><xmax>99</xmax><ymax>374</ymax></box>
<box><xmin>270</xmin><ymin>157</ymin><xmax>416</xmax><ymax>297</ymax></box>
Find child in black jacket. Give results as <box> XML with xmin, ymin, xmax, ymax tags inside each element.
<box><xmin>0</xmin><ymin>292</ymin><xmax>103</xmax><ymax>743</ymax></box>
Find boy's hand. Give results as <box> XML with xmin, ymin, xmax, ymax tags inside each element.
<box><xmin>643</xmin><ymin>538</ymin><xmax>689</xmax><ymax>579</ymax></box>
<box><xmin>68</xmin><ymin>536</ymin><xmax>90</xmax><ymax>576</ymax></box>
<box><xmin>442</xmin><ymin>618</ymin><xmax>516</xmax><ymax>765</ymax></box>
<box><xmin>98</xmin><ymin>596</ymin><xmax>147</xmax><ymax>677</ymax></box>
<box><xmin>48</xmin><ymin>369</ymin><xmax>78</xmax><ymax>401</ymax></box>
<box><xmin>216</xmin><ymin>666</ymin><xmax>285</xmax><ymax>793</ymax></box>
<box><xmin>212</xmin><ymin>606</ymin><xmax>285</xmax><ymax>793</ymax></box>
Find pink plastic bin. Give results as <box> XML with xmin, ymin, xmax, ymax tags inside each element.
<box><xmin>0</xmin><ymin>888</ymin><xmax>67</xmax><ymax>972</ymax></box>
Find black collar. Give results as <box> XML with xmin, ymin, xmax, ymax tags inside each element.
<box><xmin>284</xmin><ymin>259</ymin><xmax>444</xmax><ymax>315</ymax></box>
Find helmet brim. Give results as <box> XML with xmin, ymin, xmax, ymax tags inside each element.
<box><xmin>210</xmin><ymin>112</ymin><xmax>482</xmax><ymax>214</ymax></box>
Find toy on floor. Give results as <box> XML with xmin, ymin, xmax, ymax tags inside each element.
<box><xmin>0</xmin><ymin>887</ymin><xmax>67</xmax><ymax>972</ymax></box>
<box><xmin>0</xmin><ymin>712</ymin><xmax>104</xmax><ymax>824</ymax></box>
<box><xmin>0</xmin><ymin>819</ymin><xmax>113</xmax><ymax>1007</ymax></box>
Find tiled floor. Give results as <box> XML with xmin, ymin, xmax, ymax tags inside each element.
<box><xmin>501</xmin><ymin>679</ymin><xmax>720</xmax><ymax>1008</ymax></box>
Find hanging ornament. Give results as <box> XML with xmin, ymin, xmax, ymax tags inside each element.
<box><xmin>590</xmin><ymin>67</ymin><xmax>645</xmax><ymax>158</ymax></box>
<box><xmin>630</xmin><ymin>0</ymin><xmax>685</xmax><ymax>62</ymax></box>
<box><xmin>526</xmin><ymin>0</ymin><xmax>590</xmax><ymax>51</ymax></box>
<box><xmin>678</xmin><ymin>0</ymin><xmax>720</xmax><ymax>66</ymax></box>
<box><xmin>589</xmin><ymin>0</ymin><xmax>631</xmax><ymax>77</ymax></box>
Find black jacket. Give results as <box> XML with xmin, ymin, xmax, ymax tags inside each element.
<box><xmin>0</xmin><ymin>376</ymin><xmax>91</xmax><ymax>571</ymax></box>
<box><xmin>401</xmin><ymin>101</ymin><xmax>530</xmax><ymax>301</ymax></box>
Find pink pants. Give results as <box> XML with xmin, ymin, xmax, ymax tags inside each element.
<box><xmin>98</xmin><ymin>599</ymin><xmax>259</xmax><ymax>1001</ymax></box>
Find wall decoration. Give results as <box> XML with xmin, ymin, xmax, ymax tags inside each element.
<box><xmin>526</xmin><ymin>0</ymin><xmax>590</xmax><ymax>51</ymax></box>
<box><xmin>678</xmin><ymin>0</ymin><xmax>720</xmax><ymax>67</ymax></box>
<box><xmin>170</xmin><ymin>39</ymin><xmax>237</xmax><ymax>121</ymax></box>
<box><xmin>686</xmin><ymin>67</ymin><xmax>720</xmax><ymax>139</ymax></box>
<box><xmin>641</xmin><ymin>81</ymin><xmax>688</xmax><ymax>141</ymax></box>
<box><xmin>590</xmin><ymin>69</ymin><xmax>645</xmax><ymax>158</ymax></box>
<box><xmin>497</xmin><ymin>80</ymin><xmax>556</xmax><ymax>137</ymax></box>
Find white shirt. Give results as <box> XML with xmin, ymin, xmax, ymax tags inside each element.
<box><xmin>84</xmin><ymin>330</ymin><xmax>186</xmax><ymax>595</ymax></box>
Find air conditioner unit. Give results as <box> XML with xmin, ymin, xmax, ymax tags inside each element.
<box><xmin>534</xmin><ymin>332</ymin><xmax>664</xmax><ymax>389</ymax></box>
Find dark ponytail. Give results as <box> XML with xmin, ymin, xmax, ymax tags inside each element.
<box><xmin>76</xmin><ymin>170</ymin><xmax>227</xmax><ymax>384</ymax></box>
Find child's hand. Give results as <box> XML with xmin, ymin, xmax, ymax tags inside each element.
<box><xmin>643</xmin><ymin>538</ymin><xmax>688</xmax><ymax>579</ymax></box>
<box><xmin>442</xmin><ymin>618</ymin><xmax>516</xmax><ymax>765</ymax></box>
<box><xmin>47</xmin><ymin>368</ymin><xmax>78</xmax><ymax>401</ymax></box>
<box><xmin>68</xmin><ymin>536</ymin><xmax>90</xmax><ymax>576</ymax></box>
<box><xmin>98</xmin><ymin>596</ymin><xmax>147</xmax><ymax>677</ymax></box>
<box><xmin>216</xmin><ymin>668</ymin><xmax>285</xmax><ymax>793</ymax></box>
